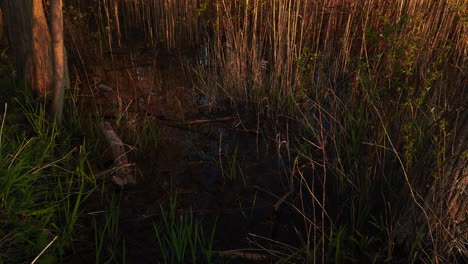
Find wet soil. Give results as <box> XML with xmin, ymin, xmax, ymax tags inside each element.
<box><xmin>81</xmin><ymin>48</ymin><xmax>304</xmax><ymax>263</ymax></box>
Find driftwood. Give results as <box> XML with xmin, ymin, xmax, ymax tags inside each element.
<box><xmin>100</xmin><ymin>121</ymin><xmax>136</xmax><ymax>186</ymax></box>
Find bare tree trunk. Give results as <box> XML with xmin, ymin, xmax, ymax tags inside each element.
<box><xmin>1</xmin><ymin>0</ymin><xmax>68</xmax><ymax>126</ymax></box>
<box><xmin>50</xmin><ymin>0</ymin><xmax>65</xmax><ymax>128</ymax></box>
<box><xmin>0</xmin><ymin>0</ymin><xmax>52</xmax><ymax>97</ymax></box>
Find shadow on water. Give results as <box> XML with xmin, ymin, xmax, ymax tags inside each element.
<box><xmin>81</xmin><ymin>48</ymin><xmax>309</xmax><ymax>263</ymax></box>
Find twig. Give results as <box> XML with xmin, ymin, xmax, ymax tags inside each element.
<box><xmin>172</xmin><ymin>116</ymin><xmax>234</xmax><ymax>125</ymax></box>
<box><xmin>31</xmin><ymin>236</ymin><xmax>58</xmax><ymax>264</ymax></box>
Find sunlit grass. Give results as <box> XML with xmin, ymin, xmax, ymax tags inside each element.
<box><xmin>0</xmin><ymin>87</ymin><xmax>97</xmax><ymax>263</ymax></box>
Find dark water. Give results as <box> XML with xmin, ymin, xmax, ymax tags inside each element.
<box><xmin>82</xmin><ymin>48</ymin><xmax>306</xmax><ymax>263</ymax></box>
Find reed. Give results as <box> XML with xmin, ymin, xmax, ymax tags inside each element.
<box><xmin>206</xmin><ymin>0</ymin><xmax>466</xmax><ymax>114</ymax></box>
<box><xmin>207</xmin><ymin>1</ymin><xmax>465</xmax><ymax>261</ymax></box>
<box><xmin>96</xmin><ymin>0</ymin><xmax>205</xmax><ymax>49</ymax></box>
<box><xmin>64</xmin><ymin>0</ymin><xmax>467</xmax><ymax>262</ymax></box>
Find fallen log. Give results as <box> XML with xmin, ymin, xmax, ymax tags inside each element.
<box><xmin>100</xmin><ymin>121</ymin><xmax>136</xmax><ymax>186</ymax></box>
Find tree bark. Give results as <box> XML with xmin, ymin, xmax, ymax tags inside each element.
<box><xmin>0</xmin><ymin>0</ymin><xmax>53</xmax><ymax>97</ymax></box>
<box><xmin>50</xmin><ymin>0</ymin><xmax>65</xmax><ymax>128</ymax></box>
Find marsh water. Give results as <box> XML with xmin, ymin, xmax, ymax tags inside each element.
<box><xmin>80</xmin><ymin>48</ymin><xmax>305</xmax><ymax>263</ymax></box>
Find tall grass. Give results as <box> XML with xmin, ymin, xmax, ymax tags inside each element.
<box><xmin>207</xmin><ymin>0</ymin><xmax>466</xmax><ymax>113</ymax></box>
<box><xmin>65</xmin><ymin>0</ymin><xmax>467</xmax><ymax>262</ymax></box>
<box><xmin>80</xmin><ymin>0</ymin><xmax>205</xmax><ymax>50</ymax></box>
<box><xmin>202</xmin><ymin>2</ymin><xmax>465</xmax><ymax>262</ymax></box>
<box><xmin>0</xmin><ymin>87</ymin><xmax>97</xmax><ymax>263</ymax></box>
<box><xmin>193</xmin><ymin>2</ymin><xmax>465</xmax><ymax>261</ymax></box>
<box><xmin>153</xmin><ymin>194</ymin><xmax>216</xmax><ymax>263</ymax></box>
<box><xmin>85</xmin><ymin>0</ymin><xmax>465</xmax><ymax>110</ymax></box>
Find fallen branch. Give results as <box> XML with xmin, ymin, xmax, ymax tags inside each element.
<box><xmin>100</xmin><ymin>121</ymin><xmax>136</xmax><ymax>186</ymax></box>
<box><xmin>31</xmin><ymin>236</ymin><xmax>58</xmax><ymax>264</ymax></box>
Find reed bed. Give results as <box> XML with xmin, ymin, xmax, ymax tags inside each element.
<box><xmin>89</xmin><ymin>0</ymin><xmax>466</xmax><ymax>110</ymax></box>
<box><xmin>71</xmin><ymin>1</ymin><xmax>465</xmax><ymax>102</ymax></box>
<box><xmin>66</xmin><ymin>0</ymin><xmax>467</xmax><ymax>262</ymax></box>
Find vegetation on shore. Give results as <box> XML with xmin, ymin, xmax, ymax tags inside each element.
<box><xmin>1</xmin><ymin>0</ymin><xmax>466</xmax><ymax>263</ymax></box>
